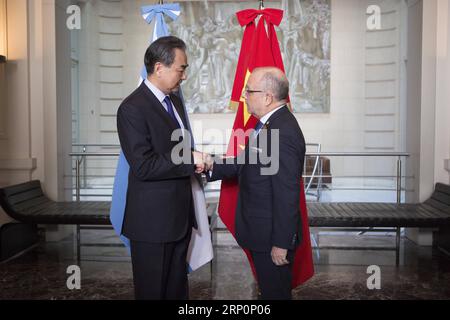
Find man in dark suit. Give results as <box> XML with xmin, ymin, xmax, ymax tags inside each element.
<box><xmin>117</xmin><ymin>36</ymin><xmax>203</xmax><ymax>300</ymax></box>
<box><xmin>196</xmin><ymin>67</ymin><xmax>306</xmax><ymax>299</ymax></box>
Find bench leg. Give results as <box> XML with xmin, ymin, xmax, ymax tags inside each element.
<box><xmin>396</xmin><ymin>227</ymin><xmax>401</xmax><ymax>267</ymax></box>
<box><xmin>76</xmin><ymin>225</ymin><xmax>81</xmax><ymax>263</ymax></box>
<box><xmin>209</xmin><ymin>214</ymin><xmax>217</xmax><ymax>283</ymax></box>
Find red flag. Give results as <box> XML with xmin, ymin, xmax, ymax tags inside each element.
<box><xmin>218</xmin><ymin>8</ymin><xmax>314</xmax><ymax>289</ymax></box>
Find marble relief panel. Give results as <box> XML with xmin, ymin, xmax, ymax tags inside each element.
<box><xmin>169</xmin><ymin>0</ymin><xmax>331</xmax><ymax>113</ymax></box>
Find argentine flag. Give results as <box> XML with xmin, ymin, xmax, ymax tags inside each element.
<box><xmin>110</xmin><ymin>3</ymin><xmax>213</xmax><ymax>272</ymax></box>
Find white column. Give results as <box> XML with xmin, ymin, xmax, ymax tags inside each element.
<box><xmin>40</xmin><ymin>0</ymin><xmax>73</xmax><ymax>241</ymax></box>
<box><xmin>0</xmin><ymin>0</ymin><xmax>73</xmax><ymax>240</ymax></box>
<box><xmin>435</xmin><ymin>0</ymin><xmax>450</xmax><ymax>185</ymax></box>
<box><xmin>0</xmin><ymin>0</ymin><xmax>37</xmax><ymax>225</ymax></box>
<box><xmin>0</xmin><ymin>0</ymin><xmax>36</xmax><ymax>186</ymax></box>
<box><xmin>0</xmin><ymin>0</ymin><xmax>7</xmax><ymax>57</ymax></box>
<box><xmin>0</xmin><ymin>55</ymin><xmax>13</xmax><ymax>226</ymax></box>
<box><xmin>418</xmin><ymin>0</ymin><xmax>438</xmax><ymax>203</ymax></box>
<box><xmin>405</xmin><ymin>0</ymin><xmax>442</xmax><ymax>246</ymax></box>
<box><xmin>26</xmin><ymin>0</ymin><xmax>72</xmax><ymax>202</ymax></box>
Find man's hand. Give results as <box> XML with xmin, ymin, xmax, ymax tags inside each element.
<box><xmin>192</xmin><ymin>151</ymin><xmax>205</xmax><ymax>173</ymax></box>
<box><xmin>203</xmin><ymin>153</ymin><xmax>214</xmax><ymax>171</ymax></box>
<box><xmin>271</xmin><ymin>246</ymin><xmax>289</xmax><ymax>266</ymax></box>
<box><xmin>192</xmin><ymin>151</ymin><xmax>214</xmax><ymax>174</ymax></box>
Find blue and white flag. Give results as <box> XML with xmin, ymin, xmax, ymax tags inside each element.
<box><xmin>110</xmin><ymin>2</ymin><xmax>213</xmax><ymax>272</ymax></box>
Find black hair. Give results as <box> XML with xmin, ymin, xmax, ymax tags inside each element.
<box><xmin>144</xmin><ymin>36</ymin><xmax>186</xmax><ymax>75</ymax></box>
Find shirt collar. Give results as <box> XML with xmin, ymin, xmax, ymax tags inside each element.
<box><xmin>144</xmin><ymin>78</ymin><xmax>167</xmax><ymax>104</ymax></box>
<box><xmin>259</xmin><ymin>105</ymin><xmax>286</xmax><ymax>126</ymax></box>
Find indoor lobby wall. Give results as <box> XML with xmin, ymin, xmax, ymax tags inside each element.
<box><xmin>190</xmin><ymin>0</ymin><xmax>402</xmax><ymax>191</ymax></box>
<box><xmin>69</xmin><ymin>0</ymin><xmax>446</xmax><ymax>245</ymax></box>
<box><xmin>0</xmin><ymin>0</ymin><xmax>73</xmax><ymax>240</ymax></box>
<box><xmin>404</xmin><ymin>0</ymin><xmax>450</xmax><ymax>245</ymax></box>
<box><xmin>72</xmin><ymin>0</ymin><xmax>410</xmax><ymax>194</ymax></box>
<box><xmin>0</xmin><ymin>0</ymin><xmax>71</xmax><ymax>198</ymax></box>
<box><xmin>435</xmin><ymin>0</ymin><xmax>450</xmax><ymax>186</ymax></box>
<box><xmin>0</xmin><ymin>0</ymin><xmax>448</xmax><ymax>242</ymax></box>
<box><xmin>0</xmin><ymin>0</ymin><xmax>35</xmax><ymax>187</ymax></box>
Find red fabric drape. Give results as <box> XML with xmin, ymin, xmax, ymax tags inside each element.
<box><xmin>219</xmin><ymin>8</ymin><xmax>314</xmax><ymax>289</ymax></box>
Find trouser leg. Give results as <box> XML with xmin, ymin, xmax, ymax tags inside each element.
<box><xmin>251</xmin><ymin>250</ymin><xmax>294</xmax><ymax>300</ymax></box>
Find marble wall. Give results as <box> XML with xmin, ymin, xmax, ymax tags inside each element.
<box><xmin>70</xmin><ymin>0</ymin><xmax>408</xmax><ymax>191</ymax></box>
<box><xmin>0</xmin><ymin>0</ymin><xmax>6</xmax><ymax>58</ymax></box>
<box><xmin>0</xmin><ymin>58</ymin><xmax>5</xmax><ymax>141</ymax></box>
<box><xmin>2</xmin><ymin>0</ymin><xmax>449</xmax><ymax>244</ymax></box>
<box><xmin>74</xmin><ymin>0</ymin><xmax>330</xmax><ymax>115</ymax></box>
<box><xmin>435</xmin><ymin>0</ymin><xmax>450</xmax><ymax>185</ymax></box>
<box><xmin>168</xmin><ymin>0</ymin><xmax>331</xmax><ymax>114</ymax></box>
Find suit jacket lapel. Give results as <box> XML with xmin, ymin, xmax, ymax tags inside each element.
<box><xmin>170</xmin><ymin>93</ymin><xmax>189</xmax><ymax>130</ymax></box>
<box><xmin>247</xmin><ymin>107</ymin><xmax>287</xmax><ymax>151</ymax></box>
<box><xmin>265</xmin><ymin>105</ymin><xmax>289</xmax><ymax>128</ymax></box>
<box><xmin>139</xmin><ymin>82</ymin><xmax>180</xmax><ymax>131</ymax></box>
<box><xmin>245</xmin><ymin>106</ymin><xmax>289</xmax><ymax>168</ymax></box>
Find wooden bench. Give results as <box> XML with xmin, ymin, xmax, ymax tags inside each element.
<box><xmin>307</xmin><ymin>183</ymin><xmax>450</xmax><ymax>264</ymax></box>
<box><xmin>1</xmin><ymin>180</ymin><xmax>449</xmax><ymax>265</ymax></box>
<box><xmin>0</xmin><ymin>180</ymin><xmax>110</xmax><ymax>261</ymax></box>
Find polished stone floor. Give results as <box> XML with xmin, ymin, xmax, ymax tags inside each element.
<box><xmin>1</xmin><ymin>227</ymin><xmax>450</xmax><ymax>300</ymax></box>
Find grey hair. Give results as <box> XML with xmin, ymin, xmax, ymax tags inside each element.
<box><xmin>259</xmin><ymin>69</ymin><xmax>289</xmax><ymax>101</ymax></box>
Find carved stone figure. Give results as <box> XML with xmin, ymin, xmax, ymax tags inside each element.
<box><xmin>170</xmin><ymin>0</ymin><xmax>331</xmax><ymax>113</ymax></box>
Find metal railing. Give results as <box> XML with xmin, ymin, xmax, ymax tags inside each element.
<box><xmin>69</xmin><ymin>143</ymin><xmax>333</xmax><ymax>200</ymax></box>
<box><xmin>305</xmin><ymin>152</ymin><xmax>410</xmax><ymax>205</ymax></box>
<box><xmin>69</xmin><ymin>144</ymin><xmax>411</xmax><ymax>205</ymax></box>
<box><xmin>69</xmin><ymin>145</ymin><xmax>412</xmax><ymax>265</ymax></box>
<box><xmin>305</xmin><ymin>143</ymin><xmax>323</xmax><ymax>200</ymax></box>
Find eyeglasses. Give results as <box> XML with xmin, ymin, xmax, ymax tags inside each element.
<box><xmin>244</xmin><ymin>88</ymin><xmax>264</xmax><ymax>95</ymax></box>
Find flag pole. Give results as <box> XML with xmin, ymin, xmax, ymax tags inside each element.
<box><xmin>259</xmin><ymin>0</ymin><xmax>265</xmax><ymax>10</ymax></box>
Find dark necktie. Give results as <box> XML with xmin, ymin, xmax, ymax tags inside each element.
<box><xmin>163</xmin><ymin>96</ymin><xmax>180</xmax><ymax>128</ymax></box>
<box><xmin>254</xmin><ymin>120</ymin><xmax>264</xmax><ymax>136</ymax></box>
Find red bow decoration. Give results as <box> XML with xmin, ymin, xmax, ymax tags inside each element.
<box><xmin>236</xmin><ymin>8</ymin><xmax>284</xmax><ymax>27</ymax></box>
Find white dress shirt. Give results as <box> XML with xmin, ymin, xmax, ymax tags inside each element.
<box><xmin>144</xmin><ymin>79</ymin><xmax>185</xmax><ymax>136</ymax></box>
<box><xmin>254</xmin><ymin>105</ymin><xmax>286</xmax><ymax>136</ymax></box>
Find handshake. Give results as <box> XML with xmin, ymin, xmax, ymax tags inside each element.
<box><xmin>192</xmin><ymin>151</ymin><xmax>214</xmax><ymax>174</ymax></box>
